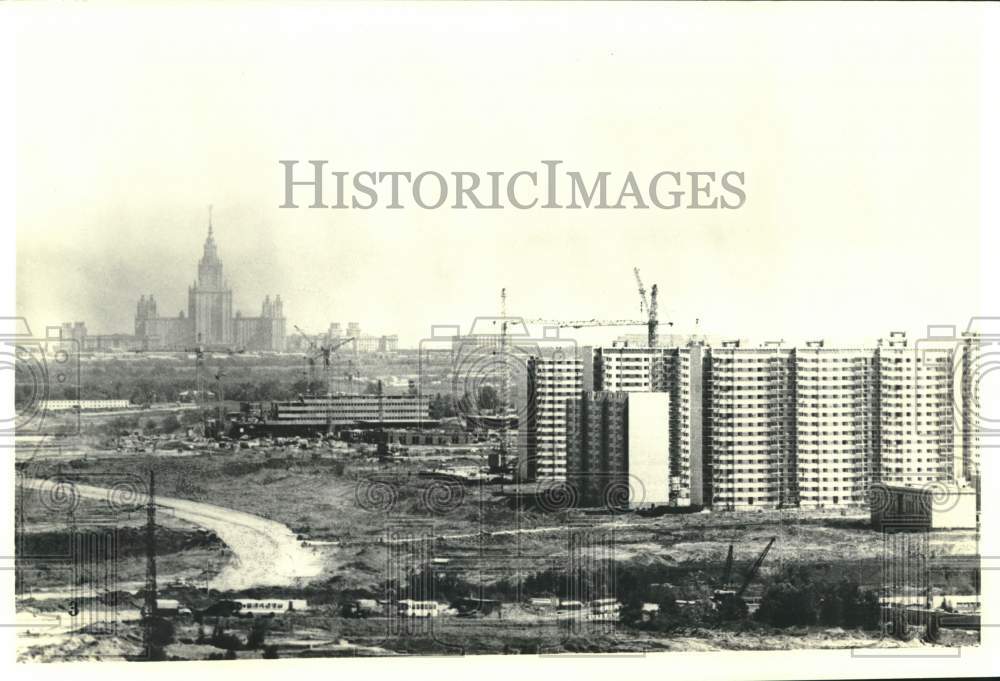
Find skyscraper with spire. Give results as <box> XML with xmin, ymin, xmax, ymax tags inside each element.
<box><xmin>133</xmin><ymin>208</ymin><xmax>285</xmax><ymax>351</ymax></box>
<box><xmin>188</xmin><ymin>212</ymin><xmax>234</xmax><ymax>345</ymax></box>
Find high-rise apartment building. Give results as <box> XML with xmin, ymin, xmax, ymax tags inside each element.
<box><xmin>794</xmin><ymin>341</ymin><xmax>876</xmax><ymax>508</ymax></box>
<box><xmin>593</xmin><ymin>342</ymin><xmax>706</xmax><ymax>506</ymax></box>
<box><xmin>526</xmin><ymin>355</ymin><xmax>583</xmax><ymax>481</ymax></box>
<box><xmin>537</xmin><ymin>328</ymin><xmax>981</xmax><ymax>511</ymax></box>
<box><xmin>708</xmin><ymin>341</ymin><xmax>796</xmax><ymax>510</ymax></box>
<box><xmin>874</xmin><ymin>331</ymin><xmax>954</xmax><ymax>488</ymax></box>
<box><xmin>671</xmin><ymin>343</ymin><xmax>707</xmax><ymax>507</ymax></box>
<box><xmin>594</xmin><ymin>344</ymin><xmax>669</xmax><ymax>392</ymax></box>
<box><xmin>955</xmin><ymin>330</ymin><xmax>985</xmax><ymax>482</ymax></box>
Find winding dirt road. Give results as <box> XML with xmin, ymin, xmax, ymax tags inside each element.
<box><xmin>26</xmin><ymin>478</ymin><xmax>324</xmax><ymax>590</ymax></box>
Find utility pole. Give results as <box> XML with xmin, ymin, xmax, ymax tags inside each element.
<box><xmin>376</xmin><ymin>379</ymin><xmax>387</xmax><ymax>459</ymax></box>
<box><xmin>143</xmin><ymin>469</ymin><xmax>158</xmax><ymax>658</ymax></box>
<box><xmin>215</xmin><ymin>369</ymin><xmax>226</xmax><ymax>439</ymax></box>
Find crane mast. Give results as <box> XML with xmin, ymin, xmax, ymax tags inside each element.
<box><xmin>294</xmin><ymin>325</ymin><xmax>317</xmax><ymax>391</ymax></box>
<box><xmin>633</xmin><ymin>267</ymin><xmax>659</xmax><ymax>347</ymax></box>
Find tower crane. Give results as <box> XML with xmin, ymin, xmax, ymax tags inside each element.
<box><xmin>213</xmin><ymin>367</ymin><xmax>226</xmax><ymax>439</ymax></box>
<box><xmin>344</xmin><ymin>358</ymin><xmax>358</xmax><ymax>395</ymax></box>
<box><xmin>295</xmin><ymin>325</ymin><xmax>356</xmax><ymax>396</ymax></box>
<box><xmin>293</xmin><ymin>326</ymin><xmax>318</xmax><ymax>391</ymax></box>
<box><xmin>633</xmin><ymin>267</ymin><xmax>660</xmax><ymax>348</ymax></box>
<box><xmin>183</xmin><ymin>337</ymin><xmax>206</xmax><ymax>406</ymax></box>
<box><xmin>318</xmin><ymin>337</ymin><xmax>355</xmax><ymax>395</ymax></box>
<box><xmin>524</xmin><ymin>318</ymin><xmax>650</xmax><ymax>329</ymax></box>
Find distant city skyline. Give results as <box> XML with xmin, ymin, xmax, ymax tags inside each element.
<box><xmin>17</xmin><ymin>208</ymin><xmax>985</xmax><ymax>348</ymax></box>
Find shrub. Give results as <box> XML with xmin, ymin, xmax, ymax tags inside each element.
<box><xmin>161</xmin><ymin>414</ymin><xmax>182</xmax><ymax>433</ymax></box>
<box><xmin>247</xmin><ymin>618</ymin><xmax>270</xmax><ymax>649</ymax></box>
<box><xmin>756</xmin><ymin>581</ymin><xmax>818</xmax><ymax>626</ymax></box>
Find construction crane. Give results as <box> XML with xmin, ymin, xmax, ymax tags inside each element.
<box><xmin>344</xmin><ymin>358</ymin><xmax>358</xmax><ymax>395</ymax></box>
<box><xmin>293</xmin><ymin>325</ymin><xmax>319</xmax><ymax>391</ymax></box>
<box><xmin>720</xmin><ymin>544</ymin><xmax>735</xmax><ymax>591</ymax></box>
<box><xmin>714</xmin><ymin>536</ymin><xmax>777</xmax><ymax>606</ymax></box>
<box><xmin>376</xmin><ymin>379</ymin><xmax>388</xmax><ymax>459</ymax></box>
<box><xmin>316</xmin><ymin>337</ymin><xmax>355</xmax><ymax>396</ymax></box>
<box><xmin>736</xmin><ymin>536</ymin><xmax>776</xmax><ymax>598</ymax></box>
<box><xmin>182</xmin><ymin>338</ymin><xmax>206</xmax><ymax>406</ymax></box>
<box><xmin>634</xmin><ymin>267</ymin><xmax>660</xmax><ymax>347</ymax></box>
<box><xmin>524</xmin><ymin>318</ymin><xmax>650</xmax><ymax>329</ymax></box>
<box><xmin>213</xmin><ymin>368</ymin><xmax>226</xmax><ymax>439</ymax></box>
<box><xmin>294</xmin><ymin>325</ymin><xmax>355</xmax><ymax>396</ymax></box>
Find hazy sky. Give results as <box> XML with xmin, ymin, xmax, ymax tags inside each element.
<box><xmin>14</xmin><ymin>4</ymin><xmax>994</xmax><ymax>346</ymax></box>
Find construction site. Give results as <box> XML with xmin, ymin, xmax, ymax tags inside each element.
<box><xmin>12</xmin><ymin>268</ymin><xmax>983</xmax><ymax>662</ymax></box>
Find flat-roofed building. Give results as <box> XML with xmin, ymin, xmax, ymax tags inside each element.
<box><xmin>708</xmin><ymin>341</ymin><xmax>796</xmax><ymax>510</ymax></box>
<box><xmin>593</xmin><ymin>342</ymin><xmax>706</xmax><ymax>506</ymax></box>
<box><xmin>40</xmin><ymin>399</ymin><xmax>130</xmax><ymax>411</ymax></box>
<box><xmin>794</xmin><ymin>341</ymin><xmax>876</xmax><ymax>508</ymax></box>
<box><xmin>871</xmin><ymin>483</ymin><xmax>977</xmax><ymax>531</ymax></box>
<box><xmin>875</xmin><ymin>332</ymin><xmax>954</xmax><ymax>489</ymax></box>
<box><xmin>266</xmin><ymin>394</ymin><xmax>429</xmax><ymax>429</ymax></box>
<box><xmin>526</xmin><ymin>355</ymin><xmax>583</xmax><ymax>481</ymax></box>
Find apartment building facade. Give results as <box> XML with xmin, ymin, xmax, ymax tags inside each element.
<box><xmin>593</xmin><ymin>342</ymin><xmax>705</xmax><ymax>506</ymax></box>
<box><xmin>794</xmin><ymin>342</ymin><xmax>876</xmax><ymax>508</ymax></box>
<box><xmin>874</xmin><ymin>331</ymin><xmax>955</xmax><ymax>488</ymax></box>
<box><xmin>526</xmin><ymin>356</ymin><xmax>583</xmax><ymax>481</ymax></box>
<box><xmin>708</xmin><ymin>341</ymin><xmax>796</xmax><ymax>510</ymax></box>
<box><xmin>266</xmin><ymin>394</ymin><xmax>430</xmax><ymax>428</ymax></box>
<box><xmin>539</xmin><ymin>329</ymin><xmax>981</xmax><ymax>510</ymax></box>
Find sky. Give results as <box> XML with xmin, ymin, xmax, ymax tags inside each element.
<box><xmin>13</xmin><ymin>3</ymin><xmax>995</xmax><ymax>347</ymax></box>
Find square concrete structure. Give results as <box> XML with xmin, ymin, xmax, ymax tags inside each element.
<box><xmin>871</xmin><ymin>484</ymin><xmax>978</xmax><ymax>531</ymax></box>
<box><xmin>566</xmin><ymin>391</ymin><xmax>671</xmax><ymax>509</ymax></box>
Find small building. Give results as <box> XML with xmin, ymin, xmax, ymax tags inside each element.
<box><xmin>398</xmin><ymin>599</ymin><xmax>440</xmax><ymax>618</ymax></box>
<box><xmin>528</xmin><ymin>597</ymin><xmax>558</xmax><ymax>609</ymax></box>
<box><xmin>146</xmin><ymin>598</ymin><xmax>192</xmax><ymax>618</ymax></box>
<box><xmin>353</xmin><ymin>428</ymin><xmax>476</xmax><ymax>447</ymax></box>
<box><xmin>39</xmin><ymin>399</ymin><xmax>130</xmax><ymax>411</ymax></box>
<box><xmin>346</xmin><ymin>598</ymin><xmax>384</xmax><ymax>617</ymax></box>
<box><xmin>588</xmin><ymin>598</ymin><xmax>622</xmax><ymax>621</ymax></box>
<box><xmin>453</xmin><ymin>597</ymin><xmax>501</xmax><ymax>616</ymax></box>
<box><xmin>557</xmin><ymin>599</ymin><xmax>585</xmax><ymax>613</ymax></box>
<box><xmin>231</xmin><ymin>598</ymin><xmax>309</xmax><ymax>616</ymax></box>
<box><xmin>871</xmin><ymin>483</ymin><xmax>978</xmax><ymax>532</ymax></box>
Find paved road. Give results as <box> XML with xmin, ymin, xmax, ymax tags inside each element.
<box><xmin>25</xmin><ymin>479</ymin><xmax>323</xmax><ymax>590</ymax></box>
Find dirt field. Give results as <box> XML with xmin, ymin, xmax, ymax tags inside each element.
<box><xmin>16</xmin><ymin>440</ymin><xmax>980</xmax><ymax>660</ymax></box>
<box><xmin>17</xmin><ymin>444</ymin><xmax>979</xmax><ymax>595</ymax></box>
